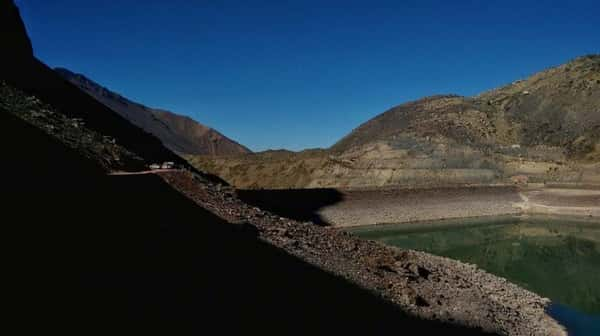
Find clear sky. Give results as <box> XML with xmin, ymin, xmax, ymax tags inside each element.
<box><xmin>16</xmin><ymin>0</ymin><xmax>600</xmax><ymax>151</ymax></box>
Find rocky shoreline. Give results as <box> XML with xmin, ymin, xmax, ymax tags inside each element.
<box><xmin>320</xmin><ymin>186</ymin><xmax>522</xmax><ymax>227</ymax></box>
<box><xmin>159</xmin><ymin>170</ymin><xmax>566</xmax><ymax>336</ymax></box>
<box><xmin>318</xmin><ymin>185</ymin><xmax>600</xmax><ymax>227</ymax></box>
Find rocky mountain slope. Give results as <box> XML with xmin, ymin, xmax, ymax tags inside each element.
<box><xmin>3</xmin><ymin>81</ymin><xmax>561</xmax><ymax>335</ymax></box>
<box><xmin>3</xmin><ymin>1</ymin><xmax>567</xmax><ymax>334</ymax></box>
<box><xmin>0</xmin><ymin>81</ymin><xmax>145</xmax><ymax>170</ymax></box>
<box><xmin>56</xmin><ymin>68</ymin><xmax>251</xmax><ymax>156</ymax></box>
<box><xmin>1</xmin><ymin>0</ymin><xmax>32</xmax><ymax>60</ymax></box>
<box><xmin>334</xmin><ymin>55</ymin><xmax>600</xmax><ymax>156</ymax></box>
<box><xmin>1</xmin><ymin>4</ymin><xmax>190</xmax><ymax>171</ymax></box>
<box><xmin>190</xmin><ymin>56</ymin><xmax>600</xmax><ymax>189</ymax></box>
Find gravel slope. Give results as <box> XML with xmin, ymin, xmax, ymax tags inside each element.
<box><xmin>160</xmin><ymin>170</ymin><xmax>566</xmax><ymax>336</ymax></box>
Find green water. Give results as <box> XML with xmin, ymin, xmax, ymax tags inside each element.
<box><xmin>351</xmin><ymin>216</ymin><xmax>600</xmax><ymax>315</ymax></box>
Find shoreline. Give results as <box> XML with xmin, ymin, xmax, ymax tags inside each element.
<box><xmin>159</xmin><ymin>171</ymin><xmax>567</xmax><ymax>336</ymax></box>
<box><xmin>342</xmin><ymin>213</ymin><xmax>600</xmax><ymax>231</ymax></box>
<box><xmin>319</xmin><ymin>185</ymin><xmax>600</xmax><ymax>227</ymax></box>
<box><xmin>338</xmin><ymin>214</ymin><xmax>518</xmax><ymax>231</ymax></box>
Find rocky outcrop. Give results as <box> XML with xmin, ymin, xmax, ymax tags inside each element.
<box><xmin>56</xmin><ymin>68</ymin><xmax>251</xmax><ymax>156</ymax></box>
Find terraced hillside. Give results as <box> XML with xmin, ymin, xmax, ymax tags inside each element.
<box><xmin>190</xmin><ymin>56</ymin><xmax>600</xmax><ymax>189</ymax></box>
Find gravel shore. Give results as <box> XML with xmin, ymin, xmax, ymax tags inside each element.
<box><xmin>320</xmin><ymin>186</ymin><xmax>523</xmax><ymax>227</ymax></box>
<box><xmin>318</xmin><ymin>186</ymin><xmax>600</xmax><ymax>227</ymax></box>
<box><xmin>160</xmin><ymin>171</ymin><xmax>566</xmax><ymax>336</ymax></box>
<box><xmin>517</xmin><ymin>188</ymin><xmax>600</xmax><ymax>218</ymax></box>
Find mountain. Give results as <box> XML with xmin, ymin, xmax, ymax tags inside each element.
<box><xmin>55</xmin><ymin>68</ymin><xmax>251</xmax><ymax>156</ymax></box>
<box><xmin>2</xmin><ymin>81</ymin><xmax>514</xmax><ymax>335</ymax></box>
<box><xmin>333</xmin><ymin>55</ymin><xmax>600</xmax><ymax>156</ymax></box>
<box><xmin>190</xmin><ymin>56</ymin><xmax>600</xmax><ymax>189</ymax></box>
<box><xmin>0</xmin><ymin>4</ymin><xmax>190</xmax><ymax>170</ymax></box>
<box><xmin>1</xmin><ymin>0</ymin><xmax>33</xmax><ymax>60</ymax></box>
<box><xmin>2</xmin><ymin>2</ymin><xmax>569</xmax><ymax>334</ymax></box>
<box><xmin>0</xmin><ymin>2</ymin><xmax>503</xmax><ymax>334</ymax></box>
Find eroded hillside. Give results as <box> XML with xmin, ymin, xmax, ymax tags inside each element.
<box><xmin>1</xmin><ymin>1</ymin><xmax>574</xmax><ymax>333</ymax></box>
<box><xmin>190</xmin><ymin>56</ymin><xmax>600</xmax><ymax>189</ymax></box>
<box><xmin>56</xmin><ymin>68</ymin><xmax>251</xmax><ymax>156</ymax></box>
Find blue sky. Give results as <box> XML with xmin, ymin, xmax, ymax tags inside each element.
<box><xmin>16</xmin><ymin>0</ymin><xmax>600</xmax><ymax>151</ymax></box>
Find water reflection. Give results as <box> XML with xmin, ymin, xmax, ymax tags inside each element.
<box><xmin>352</xmin><ymin>216</ymin><xmax>600</xmax><ymax>315</ymax></box>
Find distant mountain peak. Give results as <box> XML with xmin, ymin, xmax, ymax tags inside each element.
<box><xmin>56</xmin><ymin>67</ymin><xmax>251</xmax><ymax>156</ymax></box>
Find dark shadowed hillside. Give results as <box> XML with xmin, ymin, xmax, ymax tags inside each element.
<box><xmin>0</xmin><ymin>65</ymin><xmax>492</xmax><ymax>336</ymax></box>
<box><xmin>56</xmin><ymin>68</ymin><xmax>251</xmax><ymax>156</ymax></box>
<box><xmin>0</xmin><ymin>0</ymin><xmax>32</xmax><ymax>60</ymax></box>
<box><xmin>2</xmin><ymin>2</ymin><xmax>572</xmax><ymax>334</ymax></box>
<box><xmin>0</xmin><ymin>1</ymin><xmax>187</xmax><ymax>169</ymax></box>
<box><xmin>1</xmin><ymin>1</ymin><xmax>498</xmax><ymax>332</ymax></box>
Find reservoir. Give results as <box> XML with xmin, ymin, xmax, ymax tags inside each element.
<box><xmin>351</xmin><ymin>216</ymin><xmax>600</xmax><ymax>335</ymax></box>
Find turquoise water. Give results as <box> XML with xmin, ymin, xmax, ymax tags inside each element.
<box><xmin>351</xmin><ymin>216</ymin><xmax>600</xmax><ymax>334</ymax></box>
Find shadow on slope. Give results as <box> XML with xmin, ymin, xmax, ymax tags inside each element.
<box><xmin>2</xmin><ymin>112</ymin><xmax>493</xmax><ymax>335</ymax></box>
<box><xmin>237</xmin><ymin>188</ymin><xmax>345</xmax><ymax>225</ymax></box>
<box><xmin>1</xmin><ymin>0</ymin><xmax>225</xmax><ymax>183</ymax></box>
<box><xmin>3</xmin><ymin>59</ymin><xmax>227</xmax><ymax>183</ymax></box>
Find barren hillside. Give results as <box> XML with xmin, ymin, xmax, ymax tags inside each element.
<box><xmin>190</xmin><ymin>56</ymin><xmax>600</xmax><ymax>189</ymax></box>
<box><xmin>2</xmin><ymin>1</ymin><xmax>572</xmax><ymax>333</ymax></box>
<box><xmin>56</xmin><ymin>68</ymin><xmax>251</xmax><ymax>156</ymax></box>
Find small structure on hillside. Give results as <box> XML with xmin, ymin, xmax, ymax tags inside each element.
<box><xmin>149</xmin><ymin>162</ymin><xmax>176</xmax><ymax>170</ymax></box>
<box><xmin>161</xmin><ymin>162</ymin><xmax>175</xmax><ymax>169</ymax></box>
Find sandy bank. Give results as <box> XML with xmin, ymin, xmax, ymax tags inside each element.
<box><xmin>516</xmin><ymin>188</ymin><xmax>600</xmax><ymax>218</ymax></box>
<box><xmin>320</xmin><ymin>186</ymin><xmax>522</xmax><ymax>227</ymax></box>
<box><xmin>319</xmin><ymin>185</ymin><xmax>600</xmax><ymax>227</ymax></box>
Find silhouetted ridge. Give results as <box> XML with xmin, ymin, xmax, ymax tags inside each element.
<box><xmin>0</xmin><ymin>1</ymin><xmax>226</xmax><ymax>185</ymax></box>
<box><xmin>1</xmin><ymin>107</ymin><xmax>493</xmax><ymax>335</ymax></box>
<box><xmin>0</xmin><ymin>0</ymin><xmax>33</xmax><ymax>62</ymax></box>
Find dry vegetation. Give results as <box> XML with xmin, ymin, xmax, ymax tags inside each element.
<box><xmin>189</xmin><ymin>56</ymin><xmax>600</xmax><ymax>189</ymax></box>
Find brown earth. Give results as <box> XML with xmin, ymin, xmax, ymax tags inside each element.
<box><xmin>160</xmin><ymin>170</ymin><xmax>566</xmax><ymax>336</ymax></box>
<box><xmin>55</xmin><ymin>68</ymin><xmax>250</xmax><ymax>156</ymax></box>
<box><xmin>319</xmin><ymin>186</ymin><xmax>522</xmax><ymax>227</ymax></box>
<box><xmin>9</xmin><ymin>107</ymin><xmax>500</xmax><ymax>334</ymax></box>
<box><xmin>1</xmin><ymin>76</ymin><xmax>565</xmax><ymax>335</ymax></box>
<box><xmin>516</xmin><ymin>187</ymin><xmax>600</xmax><ymax>218</ymax></box>
<box><xmin>237</xmin><ymin>183</ymin><xmax>600</xmax><ymax>228</ymax></box>
<box><xmin>189</xmin><ymin>56</ymin><xmax>600</xmax><ymax>190</ymax></box>
<box><xmin>0</xmin><ymin>1</ymin><xmax>584</xmax><ymax>333</ymax></box>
